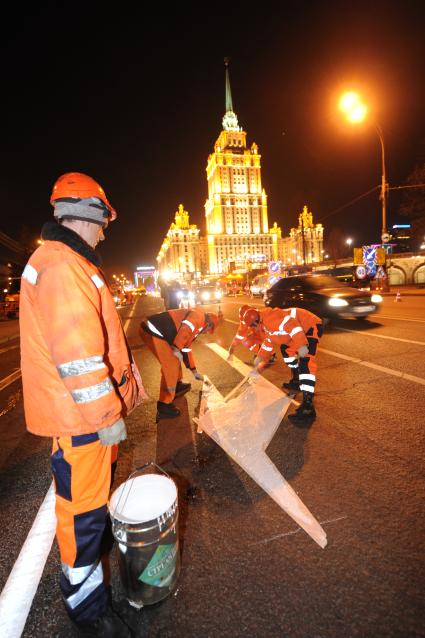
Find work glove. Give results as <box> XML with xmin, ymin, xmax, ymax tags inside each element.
<box><xmin>249</xmin><ymin>367</ymin><xmax>259</xmax><ymax>378</ymax></box>
<box><xmin>297</xmin><ymin>345</ymin><xmax>309</xmax><ymax>359</ymax></box>
<box><xmin>97</xmin><ymin>418</ymin><xmax>127</xmax><ymax>446</ymax></box>
<box><xmin>172</xmin><ymin>347</ymin><xmax>183</xmax><ymax>362</ymax></box>
<box><xmin>227</xmin><ymin>346</ymin><xmax>234</xmax><ymax>361</ymax></box>
<box><xmin>192</xmin><ymin>369</ymin><xmax>204</xmax><ymax>381</ymax></box>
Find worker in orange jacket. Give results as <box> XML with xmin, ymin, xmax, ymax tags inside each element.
<box><xmin>140</xmin><ymin>308</ymin><xmax>219</xmax><ymax>421</ymax></box>
<box><xmin>243</xmin><ymin>306</ymin><xmax>323</xmax><ymax>427</ymax></box>
<box><xmin>227</xmin><ymin>304</ymin><xmax>276</xmax><ymax>363</ymax></box>
<box><xmin>20</xmin><ymin>172</ymin><xmax>146</xmax><ymax>636</ymax></box>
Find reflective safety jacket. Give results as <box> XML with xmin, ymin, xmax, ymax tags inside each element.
<box><xmin>257</xmin><ymin>307</ymin><xmax>322</xmax><ymax>360</ymax></box>
<box><xmin>231</xmin><ymin>321</ymin><xmax>265</xmax><ymax>351</ymax></box>
<box><xmin>142</xmin><ymin>308</ymin><xmax>207</xmax><ymax>370</ymax></box>
<box><xmin>20</xmin><ymin>222</ymin><xmax>143</xmax><ymax>437</ymax></box>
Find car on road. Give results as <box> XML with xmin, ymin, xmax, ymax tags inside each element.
<box><xmin>250</xmin><ymin>274</ymin><xmax>271</xmax><ymax>297</ymax></box>
<box><xmin>264</xmin><ymin>274</ymin><xmax>383</xmax><ymax>321</ymax></box>
<box><xmin>194</xmin><ymin>285</ymin><xmax>223</xmax><ymax>304</ymax></box>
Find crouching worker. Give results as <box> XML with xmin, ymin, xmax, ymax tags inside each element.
<box><xmin>243</xmin><ymin>307</ymin><xmax>323</xmax><ymax>427</ymax></box>
<box><xmin>227</xmin><ymin>305</ymin><xmax>276</xmax><ymax>363</ymax></box>
<box><xmin>140</xmin><ymin>309</ymin><xmax>219</xmax><ymax>422</ymax></box>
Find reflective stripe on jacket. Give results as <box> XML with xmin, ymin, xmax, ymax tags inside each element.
<box><xmin>20</xmin><ymin>239</ymin><xmax>140</xmax><ymax>437</ymax></box>
<box><xmin>142</xmin><ymin>308</ymin><xmax>207</xmax><ymax>370</ymax></box>
<box><xmin>257</xmin><ymin>307</ymin><xmax>322</xmax><ymax>360</ymax></box>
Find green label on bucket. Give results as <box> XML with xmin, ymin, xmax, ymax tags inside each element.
<box><xmin>138</xmin><ymin>543</ymin><xmax>178</xmax><ymax>588</ymax></box>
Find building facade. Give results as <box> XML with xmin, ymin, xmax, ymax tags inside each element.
<box><xmin>156</xmin><ymin>204</ymin><xmax>201</xmax><ymax>278</ymax></box>
<box><xmin>279</xmin><ymin>206</ymin><xmax>324</xmax><ymax>267</ymax></box>
<box><xmin>204</xmin><ymin>61</ymin><xmax>281</xmax><ymax>274</ymax></box>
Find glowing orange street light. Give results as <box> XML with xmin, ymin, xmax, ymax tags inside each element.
<box><xmin>339</xmin><ymin>91</ymin><xmax>388</xmax><ymax>241</ymax></box>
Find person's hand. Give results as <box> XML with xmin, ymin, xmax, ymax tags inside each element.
<box><xmin>172</xmin><ymin>347</ymin><xmax>183</xmax><ymax>361</ymax></box>
<box><xmin>227</xmin><ymin>347</ymin><xmax>234</xmax><ymax>361</ymax></box>
<box><xmin>97</xmin><ymin>418</ymin><xmax>127</xmax><ymax>446</ymax></box>
<box><xmin>297</xmin><ymin>345</ymin><xmax>309</xmax><ymax>359</ymax></box>
<box><xmin>253</xmin><ymin>356</ymin><xmax>262</xmax><ymax>367</ymax></box>
<box><xmin>192</xmin><ymin>369</ymin><xmax>204</xmax><ymax>381</ymax></box>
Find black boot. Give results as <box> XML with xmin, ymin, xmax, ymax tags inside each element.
<box><xmin>282</xmin><ymin>369</ymin><xmax>300</xmax><ymax>393</ymax></box>
<box><xmin>74</xmin><ymin>605</ymin><xmax>132</xmax><ymax>637</ymax></box>
<box><xmin>288</xmin><ymin>392</ymin><xmax>316</xmax><ymax>428</ymax></box>
<box><xmin>156</xmin><ymin>401</ymin><xmax>181</xmax><ymax>422</ymax></box>
<box><xmin>175</xmin><ymin>381</ymin><xmax>191</xmax><ymax>397</ymax></box>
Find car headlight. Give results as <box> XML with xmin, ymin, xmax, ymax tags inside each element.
<box><xmin>328</xmin><ymin>297</ymin><xmax>349</xmax><ymax>307</ymax></box>
<box><xmin>176</xmin><ymin>291</ymin><xmax>183</xmax><ymax>299</ymax></box>
<box><xmin>113</xmin><ymin>296</ymin><xmax>120</xmax><ymax>303</ymax></box>
<box><xmin>201</xmin><ymin>292</ymin><xmax>210</xmax><ymax>300</ymax></box>
<box><xmin>371</xmin><ymin>294</ymin><xmax>383</xmax><ymax>303</ymax></box>
<box><xmin>188</xmin><ymin>292</ymin><xmax>195</xmax><ymax>300</ymax></box>
<box><xmin>215</xmin><ymin>291</ymin><xmax>222</xmax><ymax>299</ymax></box>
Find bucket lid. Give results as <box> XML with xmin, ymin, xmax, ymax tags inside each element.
<box><xmin>109</xmin><ymin>474</ymin><xmax>177</xmax><ymax>524</ymax></box>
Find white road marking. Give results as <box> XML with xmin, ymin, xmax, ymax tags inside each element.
<box><xmin>122</xmin><ymin>299</ymin><xmax>138</xmax><ymax>333</ymax></box>
<box><xmin>225</xmin><ymin>318</ymin><xmax>239</xmax><ymax>325</ymax></box>
<box><xmin>334</xmin><ymin>327</ymin><xmax>425</xmax><ymax>346</ymax></box>
<box><xmin>376</xmin><ymin>314</ymin><xmax>425</xmax><ymax>323</ymax></box>
<box><xmin>0</xmin><ymin>483</ymin><xmax>56</xmax><ymax>638</ymax></box>
<box><xmin>0</xmin><ymin>369</ymin><xmax>22</xmax><ymax>392</ymax></box>
<box><xmin>320</xmin><ymin>347</ymin><xmax>425</xmax><ymax>386</ymax></box>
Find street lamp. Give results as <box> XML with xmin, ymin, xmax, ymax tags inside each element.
<box><xmin>339</xmin><ymin>91</ymin><xmax>388</xmax><ymax>242</ymax></box>
<box><xmin>346</xmin><ymin>237</ymin><xmax>353</xmax><ymax>247</ymax></box>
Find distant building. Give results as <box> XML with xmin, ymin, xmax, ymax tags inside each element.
<box><xmin>155</xmin><ymin>64</ymin><xmax>324</xmax><ymax>278</ymax></box>
<box><xmin>204</xmin><ymin>60</ymin><xmax>281</xmax><ymax>274</ymax></box>
<box><xmin>280</xmin><ymin>206</ymin><xmax>324</xmax><ymax>267</ymax></box>
<box><xmin>391</xmin><ymin>224</ymin><xmax>412</xmax><ymax>253</ymax></box>
<box><xmin>156</xmin><ymin>204</ymin><xmax>201</xmax><ymax>278</ymax></box>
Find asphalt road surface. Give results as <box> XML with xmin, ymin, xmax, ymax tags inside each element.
<box><xmin>0</xmin><ymin>293</ymin><xmax>424</xmax><ymax>637</ymax></box>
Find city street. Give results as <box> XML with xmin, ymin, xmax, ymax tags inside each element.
<box><xmin>0</xmin><ymin>293</ymin><xmax>424</xmax><ymax>637</ymax></box>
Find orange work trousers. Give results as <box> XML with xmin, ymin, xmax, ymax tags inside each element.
<box><xmin>141</xmin><ymin>330</ymin><xmax>182</xmax><ymax>403</ymax></box>
<box><xmin>51</xmin><ymin>434</ymin><xmax>118</xmax><ymax>622</ymax></box>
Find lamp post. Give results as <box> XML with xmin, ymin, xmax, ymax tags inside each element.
<box><xmin>339</xmin><ymin>92</ymin><xmax>390</xmax><ymax>290</ymax></box>
<box><xmin>338</xmin><ymin>92</ymin><xmax>389</xmax><ymax>241</ymax></box>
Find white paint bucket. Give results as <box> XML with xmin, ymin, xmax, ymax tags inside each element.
<box><xmin>109</xmin><ymin>465</ymin><xmax>180</xmax><ymax>608</ymax></box>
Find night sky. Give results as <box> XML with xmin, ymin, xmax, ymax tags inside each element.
<box><xmin>2</xmin><ymin>1</ymin><xmax>425</xmax><ymax>277</ymax></box>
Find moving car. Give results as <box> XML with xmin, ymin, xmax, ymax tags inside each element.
<box><xmin>250</xmin><ymin>274</ymin><xmax>271</xmax><ymax>297</ymax></box>
<box><xmin>264</xmin><ymin>274</ymin><xmax>382</xmax><ymax>320</ymax></box>
<box><xmin>194</xmin><ymin>286</ymin><xmax>223</xmax><ymax>304</ymax></box>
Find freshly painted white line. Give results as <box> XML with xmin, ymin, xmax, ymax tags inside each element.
<box><xmin>334</xmin><ymin>327</ymin><xmax>425</xmax><ymax>346</ymax></box>
<box><xmin>206</xmin><ymin>342</ymin><xmax>300</xmax><ymax>405</ymax></box>
<box><xmin>123</xmin><ymin>299</ymin><xmax>138</xmax><ymax>333</ymax></box>
<box><xmin>378</xmin><ymin>314</ymin><xmax>425</xmax><ymax>323</ymax></box>
<box><xmin>0</xmin><ymin>483</ymin><xmax>56</xmax><ymax>638</ymax></box>
<box><xmin>0</xmin><ymin>369</ymin><xmax>21</xmax><ymax>392</ymax></box>
<box><xmin>320</xmin><ymin>347</ymin><xmax>425</xmax><ymax>386</ymax></box>
<box><xmin>225</xmin><ymin>318</ymin><xmax>239</xmax><ymax>325</ymax></box>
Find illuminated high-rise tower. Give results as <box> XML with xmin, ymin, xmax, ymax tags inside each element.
<box><xmin>205</xmin><ymin>59</ymin><xmax>278</xmax><ymax>273</ymax></box>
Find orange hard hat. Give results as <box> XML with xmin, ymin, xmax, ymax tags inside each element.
<box><xmin>239</xmin><ymin>304</ymin><xmax>250</xmax><ymax>321</ymax></box>
<box><xmin>242</xmin><ymin>307</ymin><xmax>260</xmax><ymax>326</ymax></box>
<box><xmin>205</xmin><ymin>312</ymin><xmax>219</xmax><ymax>333</ymax></box>
<box><xmin>50</xmin><ymin>172</ymin><xmax>117</xmax><ymax>221</ymax></box>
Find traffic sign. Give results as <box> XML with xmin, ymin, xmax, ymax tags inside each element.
<box><xmin>355</xmin><ymin>265</ymin><xmax>367</xmax><ymax>279</ymax></box>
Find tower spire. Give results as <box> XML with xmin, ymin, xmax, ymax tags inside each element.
<box><xmin>222</xmin><ymin>57</ymin><xmax>241</xmax><ymax>132</ymax></box>
<box><xmin>224</xmin><ymin>57</ymin><xmax>233</xmax><ymax>112</ymax></box>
